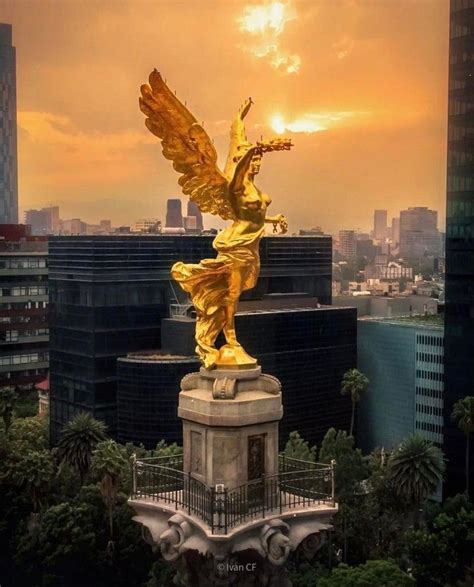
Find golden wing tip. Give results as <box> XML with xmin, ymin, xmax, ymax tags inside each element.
<box><xmin>149</xmin><ymin>69</ymin><xmax>163</xmax><ymax>84</ymax></box>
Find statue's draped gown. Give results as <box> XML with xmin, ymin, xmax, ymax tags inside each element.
<box><xmin>171</xmin><ymin>222</ymin><xmax>265</xmax><ymax>362</ymax></box>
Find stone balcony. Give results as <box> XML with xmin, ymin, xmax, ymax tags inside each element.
<box><xmin>129</xmin><ymin>454</ymin><xmax>336</xmax><ymax>539</ymax></box>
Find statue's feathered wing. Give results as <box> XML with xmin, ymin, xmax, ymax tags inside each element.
<box><xmin>140</xmin><ymin>70</ymin><xmax>236</xmax><ymax>221</ymax></box>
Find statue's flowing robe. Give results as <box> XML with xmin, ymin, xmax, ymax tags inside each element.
<box><xmin>171</xmin><ymin>224</ymin><xmax>265</xmax><ymax>364</ymax></box>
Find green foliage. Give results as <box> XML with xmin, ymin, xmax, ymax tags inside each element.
<box><xmin>15</xmin><ymin>389</ymin><xmax>39</xmax><ymax>418</ymax></box>
<box><xmin>287</xmin><ymin>561</ymin><xmax>330</xmax><ymax>587</ymax></box>
<box><xmin>13</xmin><ymin>484</ymin><xmax>154</xmax><ymax>587</ymax></box>
<box><xmin>8</xmin><ymin>415</ymin><xmax>49</xmax><ymax>452</ymax></box>
<box><xmin>388</xmin><ymin>435</ymin><xmax>445</xmax><ymax>506</ymax></box>
<box><xmin>147</xmin><ymin>558</ymin><xmax>178</xmax><ymax>587</ymax></box>
<box><xmin>318</xmin><ymin>560</ymin><xmax>415</xmax><ymax>587</ymax></box>
<box><xmin>451</xmin><ymin>396</ymin><xmax>474</xmax><ymax>437</ymax></box>
<box><xmin>8</xmin><ymin>449</ymin><xmax>54</xmax><ymax>512</ymax></box>
<box><xmin>91</xmin><ymin>440</ymin><xmax>130</xmax><ymax>539</ymax></box>
<box><xmin>318</xmin><ymin>428</ymin><xmax>368</xmax><ymax>498</ymax></box>
<box><xmin>451</xmin><ymin>396</ymin><xmax>474</xmax><ymax>497</ymax></box>
<box><xmin>153</xmin><ymin>439</ymin><xmax>182</xmax><ymax>457</ymax></box>
<box><xmin>405</xmin><ymin>495</ymin><xmax>474</xmax><ymax>586</ymax></box>
<box><xmin>0</xmin><ymin>387</ymin><xmax>18</xmax><ymax>432</ymax></box>
<box><xmin>283</xmin><ymin>431</ymin><xmax>317</xmax><ymax>462</ymax></box>
<box><xmin>15</xmin><ymin>501</ymin><xmax>99</xmax><ymax>586</ymax></box>
<box><xmin>340</xmin><ymin>369</ymin><xmax>369</xmax><ymax>436</ymax></box>
<box><xmin>0</xmin><ymin>416</ymin><xmax>471</xmax><ymax>587</ymax></box>
<box><xmin>340</xmin><ymin>369</ymin><xmax>369</xmax><ymax>404</ymax></box>
<box><xmin>91</xmin><ymin>440</ymin><xmax>129</xmax><ymax>480</ymax></box>
<box><xmin>58</xmin><ymin>412</ymin><xmax>107</xmax><ymax>484</ymax></box>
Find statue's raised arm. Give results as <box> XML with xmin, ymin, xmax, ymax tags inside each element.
<box><xmin>140</xmin><ymin>71</ymin><xmax>293</xmax><ymax>369</ymax></box>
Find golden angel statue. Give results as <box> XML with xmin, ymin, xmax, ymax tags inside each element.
<box><xmin>140</xmin><ymin>70</ymin><xmax>292</xmax><ymax>370</ymax></box>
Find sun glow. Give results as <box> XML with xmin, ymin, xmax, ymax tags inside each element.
<box><xmin>270</xmin><ymin>112</ymin><xmax>365</xmax><ymax>134</ymax></box>
<box><xmin>239</xmin><ymin>2</ymin><xmax>295</xmax><ymax>35</ymax></box>
<box><xmin>238</xmin><ymin>2</ymin><xmax>300</xmax><ymax>75</ymax></box>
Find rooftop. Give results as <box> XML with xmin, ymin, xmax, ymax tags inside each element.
<box><xmin>359</xmin><ymin>313</ymin><xmax>444</xmax><ymax>330</ymax></box>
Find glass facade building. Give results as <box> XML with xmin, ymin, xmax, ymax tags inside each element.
<box><xmin>0</xmin><ymin>24</ymin><xmax>18</xmax><ymax>223</ymax></box>
<box><xmin>117</xmin><ymin>353</ymin><xmax>200</xmax><ymax>448</ymax></box>
<box><xmin>238</xmin><ymin>306</ymin><xmax>356</xmax><ymax>447</ymax></box>
<box><xmin>358</xmin><ymin>318</ymin><xmax>444</xmax><ymax>454</ymax></box>
<box><xmin>445</xmin><ymin>0</ymin><xmax>474</xmax><ymax>494</ymax></box>
<box><xmin>49</xmin><ymin>234</ymin><xmax>332</xmax><ymax>443</ymax></box>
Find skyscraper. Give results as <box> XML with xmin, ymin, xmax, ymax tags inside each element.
<box><xmin>373</xmin><ymin>209</ymin><xmax>387</xmax><ymax>240</ymax></box>
<box><xmin>166</xmin><ymin>199</ymin><xmax>183</xmax><ymax>228</ymax></box>
<box><xmin>338</xmin><ymin>229</ymin><xmax>357</xmax><ymax>259</ymax></box>
<box><xmin>25</xmin><ymin>206</ymin><xmax>60</xmax><ymax>235</ymax></box>
<box><xmin>0</xmin><ymin>24</ymin><xmax>18</xmax><ymax>224</ymax></box>
<box><xmin>399</xmin><ymin>207</ymin><xmax>440</xmax><ymax>258</ymax></box>
<box><xmin>444</xmin><ymin>0</ymin><xmax>474</xmax><ymax>495</ymax></box>
<box><xmin>187</xmin><ymin>201</ymin><xmax>203</xmax><ymax>231</ymax></box>
<box><xmin>391</xmin><ymin>217</ymin><xmax>400</xmax><ymax>244</ymax></box>
<box><xmin>358</xmin><ymin>318</ymin><xmax>444</xmax><ymax>455</ymax></box>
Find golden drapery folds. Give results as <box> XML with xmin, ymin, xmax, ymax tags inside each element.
<box><xmin>140</xmin><ymin>70</ymin><xmax>292</xmax><ymax>369</ymax></box>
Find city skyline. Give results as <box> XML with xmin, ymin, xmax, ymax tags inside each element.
<box><xmin>22</xmin><ymin>200</ymin><xmax>444</xmax><ymax>237</ymax></box>
<box><xmin>0</xmin><ymin>0</ymin><xmax>449</xmax><ymax>233</ymax></box>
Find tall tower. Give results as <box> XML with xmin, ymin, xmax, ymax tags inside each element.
<box><xmin>166</xmin><ymin>198</ymin><xmax>183</xmax><ymax>228</ymax></box>
<box><xmin>373</xmin><ymin>209</ymin><xmax>387</xmax><ymax>240</ymax></box>
<box><xmin>187</xmin><ymin>200</ymin><xmax>203</xmax><ymax>231</ymax></box>
<box><xmin>338</xmin><ymin>229</ymin><xmax>357</xmax><ymax>259</ymax></box>
<box><xmin>0</xmin><ymin>24</ymin><xmax>18</xmax><ymax>224</ymax></box>
<box><xmin>399</xmin><ymin>207</ymin><xmax>439</xmax><ymax>258</ymax></box>
<box><xmin>444</xmin><ymin>0</ymin><xmax>474</xmax><ymax>495</ymax></box>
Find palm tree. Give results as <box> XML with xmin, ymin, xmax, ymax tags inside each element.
<box><xmin>91</xmin><ymin>440</ymin><xmax>128</xmax><ymax>547</ymax></box>
<box><xmin>341</xmin><ymin>369</ymin><xmax>369</xmax><ymax>437</ymax></box>
<box><xmin>451</xmin><ymin>396</ymin><xmax>474</xmax><ymax>498</ymax></box>
<box><xmin>0</xmin><ymin>387</ymin><xmax>18</xmax><ymax>432</ymax></box>
<box><xmin>388</xmin><ymin>434</ymin><xmax>445</xmax><ymax>527</ymax></box>
<box><xmin>58</xmin><ymin>412</ymin><xmax>107</xmax><ymax>484</ymax></box>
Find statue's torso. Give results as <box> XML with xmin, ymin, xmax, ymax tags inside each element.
<box><xmin>214</xmin><ymin>182</ymin><xmax>270</xmax><ymax>251</ymax></box>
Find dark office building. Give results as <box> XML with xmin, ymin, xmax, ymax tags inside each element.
<box><xmin>0</xmin><ymin>24</ymin><xmax>18</xmax><ymax>224</ymax></box>
<box><xmin>48</xmin><ymin>235</ymin><xmax>213</xmax><ymax>442</ymax></box>
<box><xmin>166</xmin><ymin>199</ymin><xmax>183</xmax><ymax>228</ymax></box>
<box><xmin>162</xmin><ymin>302</ymin><xmax>356</xmax><ymax>448</ymax></box>
<box><xmin>48</xmin><ymin>234</ymin><xmax>332</xmax><ymax>442</ymax></box>
<box><xmin>117</xmin><ymin>353</ymin><xmax>200</xmax><ymax>447</ymax></box>
<box><xmin>241</xmin><ymin>306</ymin><xmax>355</xmax><ymax>445</ymax></box>
<box><xmin>187</xmin><ymin>201</ymin><xmax>203</xmax><ymax>231</ymax></box>
<box><xmin>444</xmin><ymin>1</ymin><xmax>474</xmax><ymax>495</ymax></box>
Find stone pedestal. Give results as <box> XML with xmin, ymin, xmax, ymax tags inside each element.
<box><xmin>129</xmin><ymin>366</ymin><xmax>338</xmax><ymax>586</ymax></box>
<box><xmin>178</xmin><ymin>366</ymin><xmax>282</xmax><ymax>490</ymax></box>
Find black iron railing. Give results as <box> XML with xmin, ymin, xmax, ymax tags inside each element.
<box><xmin>131</xmin><ymin>453</ymin><xmax>335</xmax><ymax>535</ymax></box>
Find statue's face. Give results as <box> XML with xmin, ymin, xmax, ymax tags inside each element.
<box><xmin>250</xmin><ymin>154</ymin><xmax>262</xmax><ymax>175</ymax></box>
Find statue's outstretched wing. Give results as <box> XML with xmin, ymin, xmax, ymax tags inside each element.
<box><xmin>140</xmin><ymin>70</ymin><xmax>235</xmax><ymax>220</ymax></box>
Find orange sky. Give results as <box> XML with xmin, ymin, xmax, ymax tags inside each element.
<box><xmin>1</xmin><ymin>0</ymin><xmax>449</xmax><ymax>233</ymax></box>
